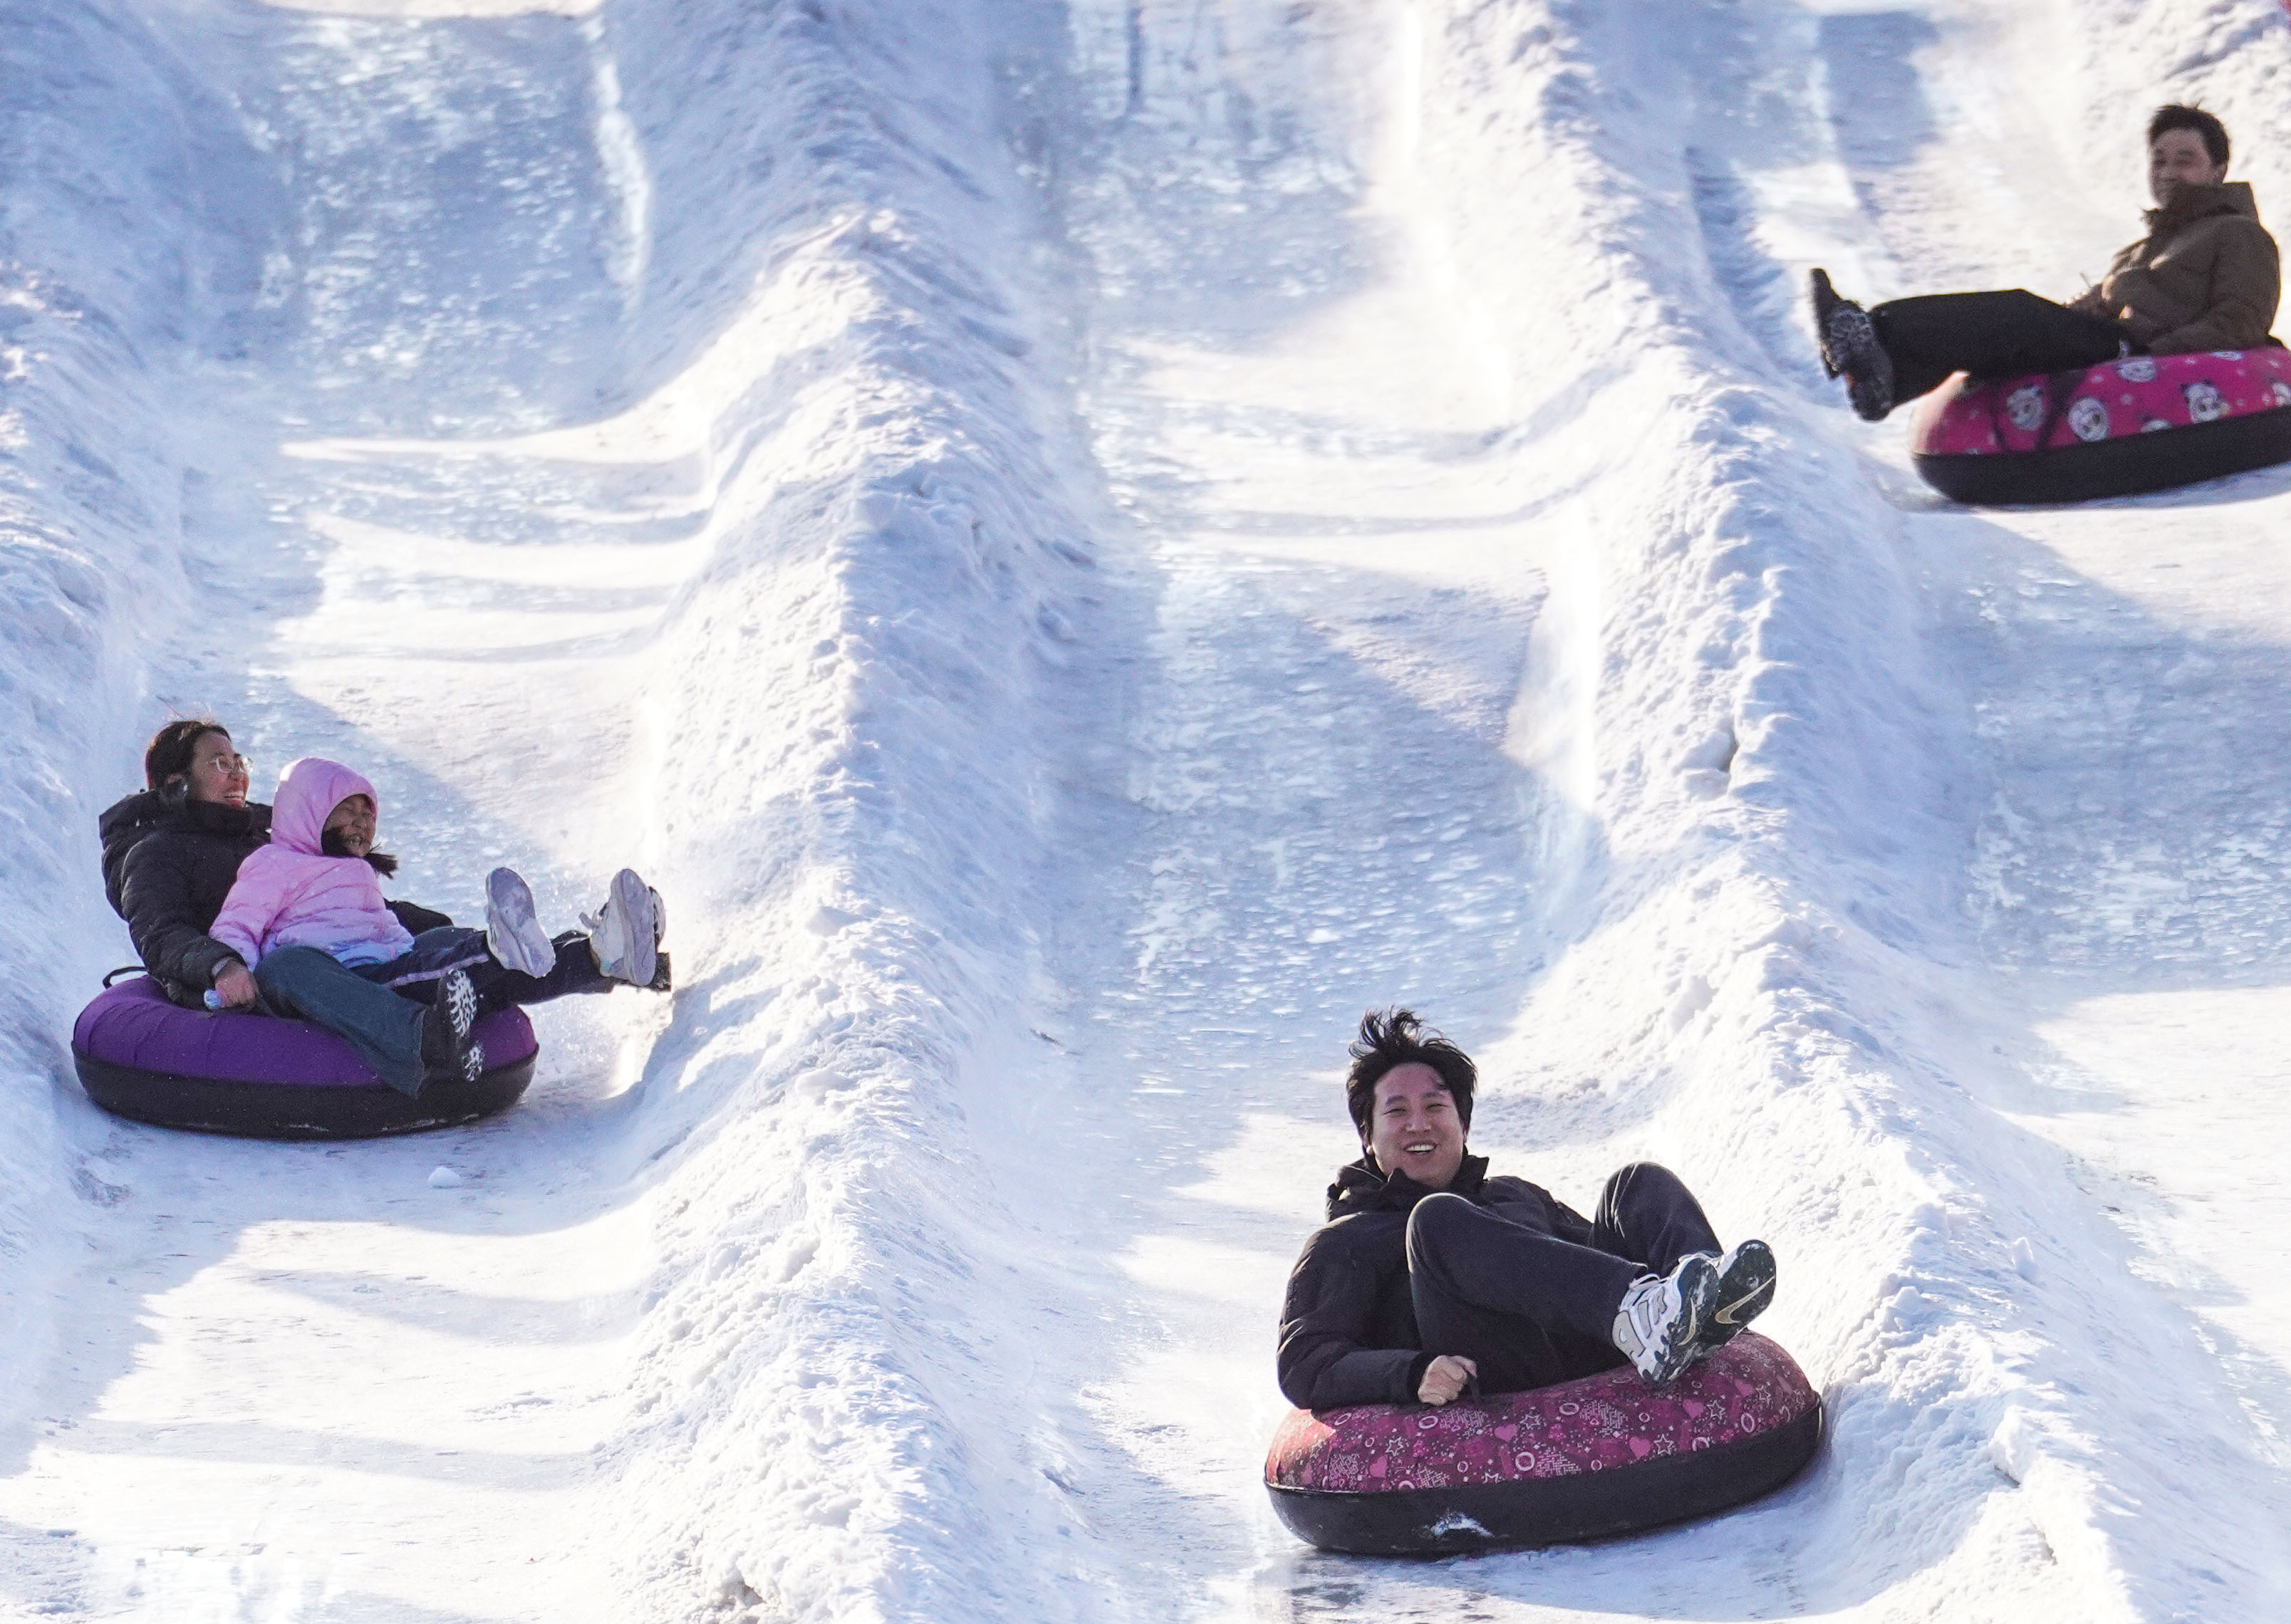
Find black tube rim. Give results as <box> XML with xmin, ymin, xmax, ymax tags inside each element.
<box><xmin>1266</xmin><ymin>1399</ymin><xmax>1822</xmax><ymax>1556</ymax></box>
<box><xmin>72</xmin><ymin>1048</ymin><xmax>536</xmax><ymax>1141</ymax></box>
<box><xmin>1914</xmin><ymin>401</ymin><xmax>2291</xmax><ymax>504</ymax></box>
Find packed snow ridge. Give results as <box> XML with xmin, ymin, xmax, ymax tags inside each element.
<box><xmin>5</xmin><ymin>0</ymin><xmax>2291</xmax><ymax>1619</ymax></box>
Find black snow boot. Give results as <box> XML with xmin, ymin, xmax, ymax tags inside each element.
<box><xmin>418</xmin><ymin>968</ymin><xmax>483</xmax><ymax>1088</ymax></box>
<box><xmin>1809</xmin><ymin>268</ymin><xmax>1895</xmax><ymax>422</ymax></box>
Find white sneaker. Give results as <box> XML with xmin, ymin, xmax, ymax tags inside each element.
<box><xmin>485</xmin><ymin>868</ymin><xmax>556</xmax><ymax>979</ymax></box>
<box><xmin>583</xmin><ymin>868</ymin><xmax>660</xmax><ymax>987</ymax></box>
<box><xmin>1613</xmin><ymin>1254</ymin><xmax>1720</xmax><ymax>1387</ymax></box>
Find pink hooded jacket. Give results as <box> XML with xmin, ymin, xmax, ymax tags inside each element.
<box><xmin>209</xmin><ymin>758</ymin><xmax>416</xmax><ymax>971</ymax></box>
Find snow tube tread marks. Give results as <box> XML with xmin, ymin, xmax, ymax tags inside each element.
<box><xmin>1264</xmin><ymin>1332</ymin><xmax>1819</xmax><ymax>1555</ymax></box>
<box><xmin>71</xmin><ymin>975</ymin><xmax>536</xmax><ymax>1140</ymax></box>
<box><xmin>1910</xmin><ymin>348</ymin><xmax>2291</xmax><ymax>504</ymax></box>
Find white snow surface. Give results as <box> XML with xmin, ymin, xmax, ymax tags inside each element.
<box><xmin>4</xmin><ymin>0</ymin><xmax>2291</xmax><ymax>1618</ymax></box>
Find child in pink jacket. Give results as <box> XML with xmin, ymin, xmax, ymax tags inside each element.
<box><xmin>212</xmin><ymin>756</ymin><xmax>667</xmax><ymax>1095</ymax></box>
<box><xmin>209</xmin><ymin>758</ymin><xmax>417</xmax><ymax>972</ymax></box>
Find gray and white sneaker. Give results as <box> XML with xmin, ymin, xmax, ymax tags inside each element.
<box><xmin>1613</xmin><ymin>1254</ymin><xmax>1720</xmax><ymax>1387</ymax></box>
<box><xmin>485</xmin><ymin>867</ymin><xmax>556</xmax><ymax>979</ymax></box>
<box><xmin>1697</xmin><ymin>1239</ymin><xmax>1777</xmax><ymax>1350</ymax></box>
<box><xmin>583</xmin><ymin>868</ymin><xmax>661</xmax><ymax>987</ymax></box>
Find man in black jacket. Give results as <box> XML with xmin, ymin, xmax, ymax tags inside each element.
<box><xmin>1276</xmin><ymin>1009</ymin><xmax>1777</xmax><ymax>1411</ymax></box>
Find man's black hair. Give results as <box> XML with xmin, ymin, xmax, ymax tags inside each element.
<box><xmin>2149</xmin><ymin>103</ymin><xmax>2230</xmax><ymax>169</ymax></box>
<box><xmin>1344</xmin><ymin>1007</ymin><xmax>1477</xmax><ymax>1140</ymax></box>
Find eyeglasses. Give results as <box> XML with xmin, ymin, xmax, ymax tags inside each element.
<box><xmin>197</xmin><ymin>754</ymin><xmax>253</xmax><ymax>777</ymax></box>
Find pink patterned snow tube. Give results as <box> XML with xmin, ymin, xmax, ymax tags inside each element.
<box><xmin>1908</xmin><ymin>348</ymin><xmax>2291</xmax><ymax>504</ymax></box>
<box><xmin>1264</xmin><ymin>1332</ymin><xmax>1820</xmax><ymax>1554</ymax></box>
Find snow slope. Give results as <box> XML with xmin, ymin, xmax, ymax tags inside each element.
<box><xmin>4</xmin><ymin>0</ymin><xmax>2291</xmax><ymax>1619</ymax></box>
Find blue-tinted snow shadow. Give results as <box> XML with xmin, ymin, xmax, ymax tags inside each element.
<box><xmin>1816</xmin><ymin>11</ymin><xmax>1939</xmax><ymax>177</ymax></box>
<box><xmin>0</xmin><ymin>1509</ymin><xmax>520</xmax><ymax>1623</ymax></box>
<box><xmin>1918</xmin><ymin>511</ymin><xmax>2291</xmax><ymax>995</ymax></box>
<box><xmin>0</xmin><ymin>1518</ymin><xmax>92</xmax><ymax>1621</ymax></box>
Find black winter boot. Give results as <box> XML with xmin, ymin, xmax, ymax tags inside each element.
<box><xmin>419</xmin><ymin>969</ymin><xmax>482</xmax><ymax>1088</ymax></box>
<box><xmin>1809</xmin><ymin>268</ymin><xmax>1895</xmax><ymax>421</ymax></box>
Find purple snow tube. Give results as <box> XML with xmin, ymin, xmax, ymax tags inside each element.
<box><xmin>71</xmin><ymin>974</ymin><xmax>538</xmax><ymax>1140</ymax></box>
<box><xmin>1264</xmin><ymin>1332</ymin><xmax>1821</xmax><ymax>1554</ymax></box>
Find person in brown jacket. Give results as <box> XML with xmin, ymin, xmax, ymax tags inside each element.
<box><xmin>1809</xmin><ymin>105</ymin><xmax>2279</xmax><ymax>421</ymax></box>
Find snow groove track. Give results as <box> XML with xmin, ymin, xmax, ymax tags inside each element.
<box><xmin>3</xmin><ymin>1</ymin><xmax>1102</xmax><ymax>1618</ymax></box>
<box><xmin>8</xmin><ymin>0</ymin><xmax>2291</xmax><ymax>1620</ymax></box>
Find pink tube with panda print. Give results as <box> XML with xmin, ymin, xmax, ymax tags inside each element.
<box><xmin>1908</xmin><ymin>346</ymin><xmax>2291</xmax><ymax>503</ymax></box>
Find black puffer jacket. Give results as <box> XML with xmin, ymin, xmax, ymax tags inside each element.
<box><xmin>99</xmin><ymin>786</ymin><xmax>451</xmax><ymax>1006</ymax></box>
<box><xmin>1275</xmin><ymin>1155</ymin><xmax>1599</xmax><ymax>1411</ymax></box>
<box><xmin>101</xmin><ymin>788</ymin><xmax>271</xmax><ymax>1001</ymax></box>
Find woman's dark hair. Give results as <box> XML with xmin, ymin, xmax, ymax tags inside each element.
<box><xmin>321</xmin><ymin>825</ymin><xmax>399</xmax><ymax>878</ymax></box>
<box><xmin>2149</xmin><ymin>104</ymin><xmax>2230</xmax><ymax>168</ymax></box>
<box><xmin>1344</xmin><ymin>1007</ymin><xmax>1477</xmax><ymax>1138</ymax></box>
<box><xmin>144</xmin><ymin>718</ymin><xmax>229</xmax><ymax>790</ymax></box>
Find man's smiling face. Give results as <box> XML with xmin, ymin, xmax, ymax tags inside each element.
<box><xmin>1365</xmin><ymin>1061</ymin><xmax>1466</xmax><ymax>1192</ymax></box>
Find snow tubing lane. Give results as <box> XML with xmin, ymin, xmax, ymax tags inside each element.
<box><xmin>1908</xmin><ymin>348</ymin><xmax>2291</xmax><ymax>504</ymax></box>
<box><xmin>71</xmin><ymin>975</ymin><xmax>537</xmax><ymax>1140</ymax></box>
<box><xmin>1264</xmin><ymin>1332</ymin><xmax>1819</xmax><ymax>1555</ymax></box>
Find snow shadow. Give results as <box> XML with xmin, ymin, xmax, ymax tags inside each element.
<box><xmin>15</xmin><ymin>1087</ymin><xmax>649</xmax><ymax>1417</ymax></box>
<box><xmin>1816</xmin><ymin>11</ymin><xmax>1941</xmax><ymax>178</ymax></box>
<box><xmin>1680</xmin><ymin>0</ymin><xmax>1968</xmax><ymax>394</ymax></box>
<box><xmin>1927</xmin><ymin>507</ymin><xmax>2291</xmax><ymax>992</ymax></box>
<box><xmin>0</xmin><ymin>1516</ymin><xmax>90</xmax><ymax>1620</ymax></box>
<box><xmin>148</xmin><ymin>4</ymin><xmax>630</xmax><ymax>437</ymax></box>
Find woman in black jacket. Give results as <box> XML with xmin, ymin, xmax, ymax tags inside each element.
<box><xmin>100</xmin><ymin>721</ymin><xmax>271</xmax><ymax>1009</ymax></box>
<box><xmin>99</xmin><ymin>719</ymin><xmax>449</xmax><ymax>1009</ymax></box>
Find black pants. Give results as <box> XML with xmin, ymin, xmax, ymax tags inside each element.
<box><xmin>358</xmin><ymin>928</ymin><xmax>613</xmax><ymax>1014</ymax></box>
<box><xmin>1871</xmin><ymin>288</ymin><xmax>2134</xmax><ymax>405</ymax></box>
<box><xmin>1406</xmin><ymin>1162</ymin><xmax>1722</xmax><ymax>1395</ymax></box>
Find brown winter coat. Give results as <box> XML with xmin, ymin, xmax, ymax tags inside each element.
<box><xmin>2069</xmin><ymin>180</ymin><xmax>2280</xmax><ymax>353</ymax></box>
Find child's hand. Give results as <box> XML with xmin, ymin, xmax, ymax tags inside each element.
<box><xmin>212</xmin><ymin>963</ymin><xmax>258</xmax><ymax>1009</ymax></box>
